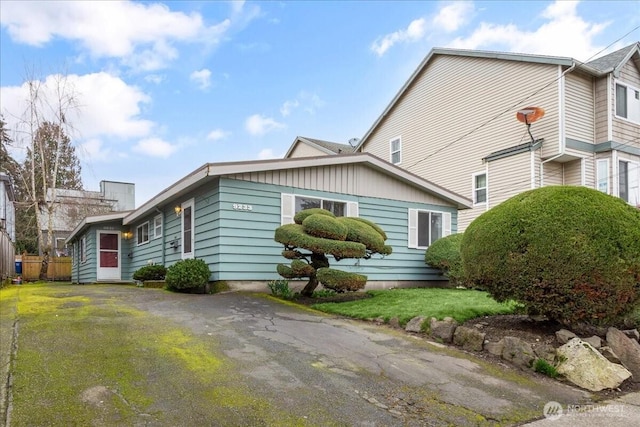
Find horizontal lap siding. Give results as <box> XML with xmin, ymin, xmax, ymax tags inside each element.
<box><xmin>74</xmin><ymin>222</ymin><xmax>121</xmax><ymax>283</ymax></box>
<box><xmin>594</xmin><ymin>77</ymin><xmax>610</xmax><ymax>142</ymax></box>
<box><xmin>565</xmin><ymin>72</ymin><xmax>595</xmax><ymax>143</ymax></box>
<box><xmin>613</xmin><ymin>62</ymin><xmax>640</xmax><ymax>145</ymax></box>
<box><xmin>288</xmin><ymin>143</ymin><xmax>327</xmax><ymax>158</ymax></box>
<box><xmin>215</xmin><ymin>178</ymin><xmax>456</xmax><ymax>282</ymax></box>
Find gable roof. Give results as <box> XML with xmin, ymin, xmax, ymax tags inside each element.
<box><xmin>355</xmin><ymin>44</ymin><xmax>640</xmax><ymax>151</ymax></box>
<box><xmin>123</xmin><ymin>152</ymin><xmax>471</xmax><ymax>225</ymax></box>
<box><xmin>67</xmin><ymin>211</ymin><xmax>132</xmax><ymax>243</ymax></box>
<box><xmin>586</xmin><ymin>42</ymin><xmax>640</xmax><ymax>76</ymax></box>
<box><xmin>284</xmin><ymin>136</ymin><xmax>355</xmax><ymax>158</ymax></box>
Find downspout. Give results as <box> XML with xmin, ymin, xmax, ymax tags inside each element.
<box><xmin>540</xmin><ymin>62</ymin><xmax>578</xmax><ymax>187</ymax></box>
<box><xmin>155</xmin><ymin>207</ymin><xmax>165</xmax><ymax>265</ymax></box>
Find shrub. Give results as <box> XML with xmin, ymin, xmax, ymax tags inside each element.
<box><xmin>165</xmin><ymin>259</ymin><xmax>211</xmax><ymax>291</ymax></box>
<box><xmin>132</xmin><ymin>265</ymin><xmax>167</xmax><ymax>282</ymax></box>
<box><xmin>425</xmin><ymin>234</ymin><xmax>466</xmax><ymax>285</ymax></box>
<box><xmin>267</xmin><ymin>279</ymin><xmax>294</xmax><ymax>299</ymax></box>
<box><xmin>533</xmin><ymin>359</ymin><xmax>559</xmax><ymax>378</ymax></box>
<box><xmin>461</xmin><ymin>186</ymin><xmax>640</xmax><ymax>328</ymax></box>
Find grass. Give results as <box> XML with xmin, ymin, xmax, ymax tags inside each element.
<box><xmin>311</xmin><ymin>288</ymin><xmax>520</xmax><ymax>326</ymax></box>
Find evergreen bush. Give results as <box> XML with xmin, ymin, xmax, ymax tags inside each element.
<box><xmin>461</xmin><ymin>186</ymin><xmax>640</xmax><ymax>328</ymax></box>
<box><xmin>132</xmin><ymin>265</ymin><xmax>167</xmax><ymax>282</ymax></box>
<box><xmin>165</xmin><ymin>259</ymin><xmax>211</xmax><ymax>292</ymax></box>
<box><xmin>424</xmin><ymin>234</ymin><xmax>466</xmax><ymax>286</ymax></box>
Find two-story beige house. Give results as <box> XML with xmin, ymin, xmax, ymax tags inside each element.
<box><xmin>351</xmin><ymin>43</ymin><xmax>639</xmax><ymax>232</ymax></box>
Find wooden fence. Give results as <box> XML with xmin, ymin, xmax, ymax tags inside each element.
<box><xmin>20</xmin><ymin>255</ymin><xmax>72</xmax><ymax>281</ymax></box>
<box><xmin>0</xmin><ymin>231</ymin><xmax>14</xmax><ymax>281</ymax></box>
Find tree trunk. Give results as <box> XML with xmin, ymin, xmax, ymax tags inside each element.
<box><xmin>39</xmin><ymin>250</ymin><xmax>49</xmax><ymax>280</ymax></box>
<box><xmin>300</xmin><ymin>275</ymin><xmax>318</xmax><ymax>297</ymax></box>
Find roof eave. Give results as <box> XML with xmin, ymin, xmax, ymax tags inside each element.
<box><xmin>66</xmin><ymin>211</ymin><xmax>131</xmax><ymax>243</ymax></box>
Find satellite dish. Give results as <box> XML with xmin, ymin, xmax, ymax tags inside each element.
<box><xmin>516</xmin><ymin>107</ymin><xmax>545</xmax><ymax>124</ymax></box>
<box><xmin>347</xmin><ymin>137</ymin><xmax>360</xmax><ymax>148</ymax></box>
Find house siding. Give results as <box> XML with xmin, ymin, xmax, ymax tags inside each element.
<box><xmin>211</xmin><ymin>178</ymin><xmax>457</xmax><ymax>282</ymax></box>
<box><xmin>613</xmin><ymin>61</ymin><xmax>640</xmax><ymax>144</ymax></box>
<box><xmin>565</xmin><ymin>71</ymin><xmax>595</xmax><ymax>144</ymax></box>
<box><xmin>288</xmin><ymin>143</ymin><xmax>328</xmax><ymax>158</ymax></box>
<box><xmin>360</xmin><ymin>54</ymin><xmax>560</xmax><ymax>230</ymax></box>
<box><xmin>594</xmin><ymin>76</ymin><xmax>610</xmax><ymax>143</ymax></box>
<box><xmin>72</xmin><ymin>221</ymin><xmax>124</xmax><ymax>283</ymax></box>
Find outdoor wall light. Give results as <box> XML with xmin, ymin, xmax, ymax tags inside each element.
<box><xmin>122</xmin><ymin>231</ymin><xmax>133</xmax><ymax>240</ymax></box>
<box><xmin>174</xmin><ymin>206</ymin><xmax>182</xmax><ymax>217</ymax></box>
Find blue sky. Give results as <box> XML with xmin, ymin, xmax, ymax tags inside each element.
<box><xmin>1</xmin><ymin>0</ymin><xmax>639</xmax><ymax>206</ymax></box>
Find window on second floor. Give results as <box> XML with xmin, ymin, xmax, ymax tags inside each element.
<box><xmin>390</xmin><ymin>137</ymin><xmax>401</xmax><ymax>165</ymax></box>
<box><xmin>473</xmin><ymin>172</ymin><xmax>487</xmax><ymax>204</ymax></box>
<box><xmin>619</xmin><ymin>159</ymin><xmax>640</xmax><ymax>206</ymax></box>
<box><xmin>616</xmin><ymin>83</ymin><xmax>640</xmax><ymax>123</ymax></box>
<box><xmin>137</xmin><ymin>222</ymin><xmax>149</xmax><ymax>246</ymax></box>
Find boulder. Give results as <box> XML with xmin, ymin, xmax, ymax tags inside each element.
<box><xmin>405</xmin><ymin>316</ymin><xmax>426</xmax><ymax>333</ymax></box>
<box><xmin>622</xmin><ymin>329</ymin><xmax>640</xmax><ymax>342</ymax></box>
<box><xmin>534</xmin><ymin>344</ymin><xmax>557</xmax><ymax>364</ymax></box>
<box><xmin>388</xmin><ymin>317</ymin><xmax>401</xmax><ymax>329</ymax></box>
<box><xmin>606</xmin><ymin>327</ymin><xmax>640</xmax><ymax>383</ymax></box>
<box><xmin>555</xmin><ymin>329</ymin><xmax>577</xmax><ymax>344</ymax></box>
<box><xmin>501</xmin><ymin>336</ymin><xmax>536</xmax><ymax>369</ymax></box>
<box><xmin>453</xmin><ymin>326</ymin><xmax>485</xmax><ymax>351</ymax></box>
<box><xmin>429</xmin><ymin>317</ymin><xmax>458</xmax><ymax>343</ymax></box>
<box><xmin>599</xmin><ymin>346</ymin><xmax>621</xmax><ymax>364</ymax></box>
<box><xmin>583</xmin><ymin>335</ymin><xmax>602</xmax><ymax>349</ymax></box>
<box><xmin>556</xmin><ymin>338</ymin><xmax>631</xmax><ymax>391</ymax></box>
<box><xmin>485</xmin><ymin>340</ymin><xmax>504</xmax><ymax>357</ymax></box>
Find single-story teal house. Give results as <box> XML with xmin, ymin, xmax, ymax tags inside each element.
<box><xmin>66</xmin><ymin>153</ymin><xmax>471</xmax><ymax>289</ymax></box>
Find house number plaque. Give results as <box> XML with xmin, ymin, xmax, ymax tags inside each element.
<box><xmin>232</xmin><ymin>203</ymin><xmax>253</xmax><ymax>211</ymax></box>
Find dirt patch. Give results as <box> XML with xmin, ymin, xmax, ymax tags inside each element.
<box><xmin>80</xmin><ymin>385</ymin><xmax>112</xmax><ymax>406</ymax></box>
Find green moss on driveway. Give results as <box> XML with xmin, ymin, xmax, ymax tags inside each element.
<box><xmin>0</xmin><ymin>284</ymin><xmax>309</xmax><ymax>426</ymax></box>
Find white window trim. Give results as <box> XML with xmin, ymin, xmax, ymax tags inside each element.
<box><xmin>153</xmin><ymin>214</ymin><xmax>163</xmax><ymax>239</ymax></box>
<box><xmin>181</xmin><ymin>198</ymin><xmax>195</xmax><ymax>259</ymax></box>
<box><xmin>615</xmin><ymin>81</ymin><xmax>640</xmax><ymax>124</ymax></box>
<box><xmin>280</xmin><ymin>193</ymin><xmax>357</xmax><ymax>225</ymax></box>
<box><xmin>596</xmin><ymin>158</ymin><xmax>610</xmax><ymax>194</ymax></box>
<box><xmin>136</xmin><ymin>222</ymin><xmax>150</xmax><ymax>246</ymax></box>
<box><xmin>80</xmin><ymin>236</ymin><xmax>86</xmax><ymax>263</ymax></box>
<box><xmin>390</xmin><ymin>136</ymin><xmax>402</xmax><ymax>165</ymax></box>
<box><xmin>618</xmin><ymin>157</ymin><xmax>640</xmax><ymax>206</ymax></box>
<box><xmin>472</xmin><ymin>172</ymin><xmax>487</xmax><ymax>206</ymax></box>
<box><xmin>407</xmin><ymin>208</ymin><xmax>452</xmax><ymax>249</ymax></box>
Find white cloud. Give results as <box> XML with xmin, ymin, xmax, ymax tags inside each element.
<box><xmin>447</xmin><ymin>1</ymin><xmax>608</xmax><ymax>60</ymax></box>
<box><xmin>245</xmin><ymin>114</ymin><xmax>285</xmax><ymax>136</ymax></box>
<box><xmin>257</xmin><ymin>148</ymin><xmax>277</xmax><ymax>160</ymax></box>
<box><xmin>206</xmin><ymin>129</ymin><xmax>230</xmax><ymax>141</ymax></box>
<box><xmin>78</xmin><ymin>138</ymin><xmax>112</xmax><ymax>162</ymax></box>
<box><xmin>132</xmin><ymin>137</ymin><xmax>178</xmax><ymax>158</ymax></box>
<box><xmin>371</xmin><ymin>18</ymin><xmax>427</xmax><ymax>57</ymax></box>
<box><xmin>280</xmin><ymin>99</ymin><xmax>299</xmax><ymax>117</ymax></box>
<box><xmin>0</xmin><ymin>72</ymin><xmax>153</xmax><ymax>145</ymax></box>
<box><xmin>144</xmin><ymin>74</ymin><xmax>165</xmax><ymax>85</ymax></box>
<box><xmin>0</xmin><ymin>1</ymin><xmax>231</xmax><ymax>71</ymax></box>
<box><xmin>432</xmin><ymin>2</ymin><xmax>474</xmax><ymax>32</ymax></box>
<box><xmin>190</xmin><ymin>69</ymin><xmax>212</xmax><ymax>90</ymax></box>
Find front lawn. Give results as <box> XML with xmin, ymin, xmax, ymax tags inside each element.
<box><xmin>311</xmin><ymin>288</ymin><xmax>520</xmax><ymax>326</ymax></box>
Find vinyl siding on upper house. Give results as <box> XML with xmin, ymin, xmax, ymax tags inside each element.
<box><xmin>361</xmin><ymin>54</ymin><xmax>560</xmax><ymax>229</ymax></box>
<box><xmin>564</xmin><ymin>71</ymin><xmax>595</xmax><ymax>145</ymax></box>
<box><xmin>613</xmin><ymin>61</ymin><xmax>640</xmax><ymax>144</ymax></box>
<box><xmin>287</xmin><ymin>142</ymin><xmax>329</xmax><ymax>158</ymax></box>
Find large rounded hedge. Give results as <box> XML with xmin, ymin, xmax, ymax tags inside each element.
<box><xmin>461</xmin><ymin>186</ymin><xmax>640</xmax><ymax>327</ymax></box>
<box><xmin>425</xmin><ymin>233</ymin><xmax>465</xmax><ymax>285</ymax></box>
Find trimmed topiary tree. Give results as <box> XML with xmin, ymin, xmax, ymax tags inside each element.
<box><xmin>165</xmin><ymin>258</ymin><xmax>211</xmax><ymax>292</ymax></box>
<box><xmin>425</xmin><ymin>233</ymin><xmax>466</xmax><ymax>286</ymax></box>
<box><xmin>461</xmin><ymin>186</ymin><xmax>640</xmax><ymax>328</ymax></box>
<box><xmin>274</xmin><ymin>208</ymin><xmax>392</xmax><ymax>296</ymax></box>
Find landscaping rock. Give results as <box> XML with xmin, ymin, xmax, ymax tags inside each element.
<box><xmin>388</xmin><ymin>317</ymin><xmax>401</xmax><ymax>329</ymax></box>
<box><xmin>583</xmin><ymin>335</ymin><xmax>602</xmax><ymax>349</ymax></box>
<box><xmin>501</xmin><ymin>336</ymin><xmax>536</xmax><ymax>369</ymax></box>
<box><xmin>556</xmin><ymin>338</ymin><xmax>632</xmax><ymax>391</ymax></box>
<box><xmin>622</xmin><ymin>329</ymin><xmax>640</xmax><ymax>342</ymax></box>
<box><xmin>534</xmin><ymin>344</ymin><xmax>557</xmax><ymax>364</ymax></box>
<box><xmin>484</xmin><ymin>340</ymin><xmax>504</xmax><ymax>357</ymax></box>
<box><xmin>453</xmin><ymin>326</ymin><xmax>485</xmax><ymax>351</ymax></box>
<box><xmin>599</xmin><ymin>346</ymin><xmax>621</xmax><ymax>364</ymax></box>
<box><xmin>405</xmin><ymin>316</ymin><xmax>426</xmax><ymax>333</ymax></box>
<box><xmin>555</xmin><ymin>329</ymin><xmax>577</xmax><ymax>344</ymax></box>
<box><xmin>606</xmin><ymin>327</ymin><xmax>640</xmax><ymax>383</ymax></box>
<box><xmin>429</xmin><ymin>317</ymin><xmax>458</xmax><ymax>343</ymax></box>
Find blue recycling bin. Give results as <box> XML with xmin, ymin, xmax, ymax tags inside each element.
<box><xmin>15</xmin><ymin>261</ymin><xmax>22</xmax><ymax>275</ymax></box>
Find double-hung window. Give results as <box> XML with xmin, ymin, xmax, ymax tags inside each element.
<box><xmin>153</xmin><ymin>215</ymin><xmax>162</xmax><ymax>239</ymax></box>
<box><xmin>281</xmin><ymin>193</ymin><xmax>358</xmax><ymax>224</ymax></box>
<box><xmin>619</xmin><ymin>159</ymin><xmax>640</xmax><ymax>206</ymax></box>
<box><xmin>408</xmin><ymin>209</ymin><xmax>451</xmax><ymax>249</ymax></box>
<box><xmin>136</xmin><ymin>222</ymin><xmax>149</xmax><ymax>246</ymax></box>
<box><xmin>79</xmin><ymin>237</ymin><xmax>86</xmax><ymax>263</ymax></box>
<box><xmin>596</xmin><ymin>159</ymin><xmax>610</xmax><ymax>194</ymax></box>
<box><xmin>616</xmin><ymin>82</ymin><xmax>640</xmax><ymax>123</ymax></box>
<box><xmin>473</xmin><ymin>172</ymin><xmax>487</xmax><ymax>204</ymax></box>
<box><xmin>390</xmin><ymin>137</ymin><xmax>401</xmax><ymax>165</ymax></box>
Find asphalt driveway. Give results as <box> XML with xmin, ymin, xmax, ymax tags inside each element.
<box><xmin>2</xmin><ymin>284</ymin><xmax>593</xmax><ymax>426</ymax></box>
